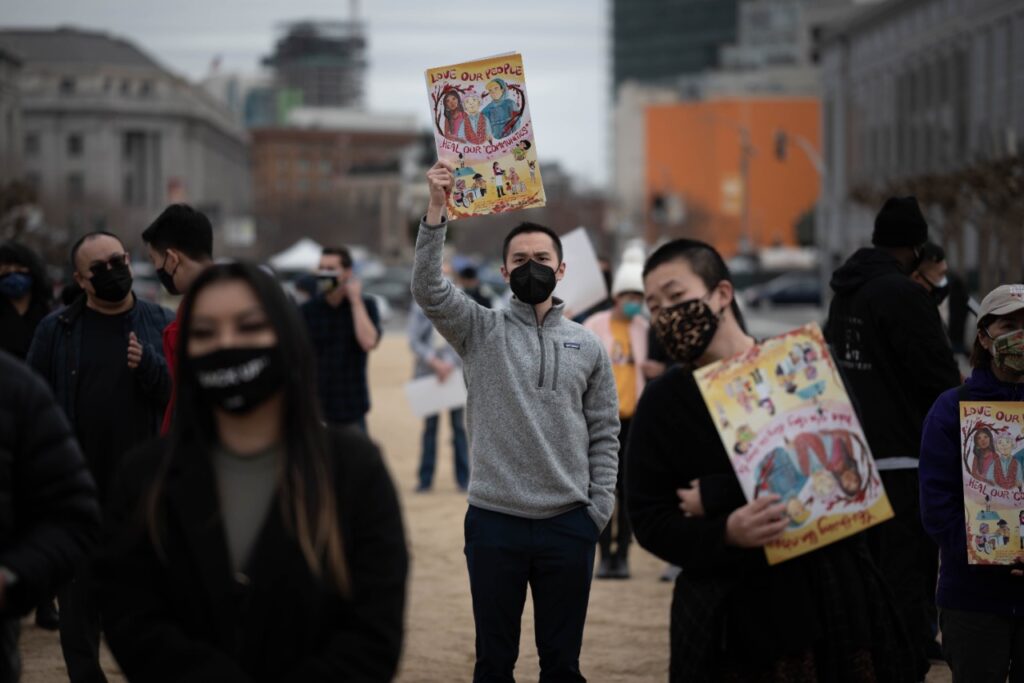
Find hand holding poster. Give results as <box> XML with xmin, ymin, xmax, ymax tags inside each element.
<box><xmin>425</xmin><ymin>53</ymin><xmax>546</xmax><ymax>219</ymax></box>
<box><xmin>959</xmin><ymin>402</ymin><xmax>1024</xmax><ymax>565</ymax></box>
<box><xmin>694</xmin><ymin>323</ymin><xmax>893</xmax><ymax>564</ymax></box>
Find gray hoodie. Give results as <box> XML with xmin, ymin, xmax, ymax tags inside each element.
<box><xmin>411</xmin><ymin>220</ymin><xmax>620</xmax><ymax>529</ymax></box>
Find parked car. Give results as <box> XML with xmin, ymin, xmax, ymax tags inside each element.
<box><xmin>742</xmin><ymin>272</ymin><xmax>822</xmax><ymax>308</ymax></box>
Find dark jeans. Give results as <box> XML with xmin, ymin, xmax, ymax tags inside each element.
<box><xmin>940</xmin><ymin>608</ymin><xmax>1024</xmax><ymax>682</ymax></box>
<box><xmin>865</xmin><ymin>469</ymin><xmax>934</xmax><ymax>679</ymax></box>
<box><xmin>0</xmin><ymin>619</ymin><xmax>19</xmax><ymax>683</ymax></box>
<box><xmin>418</xmin><ymin>408</ymin><xmax>469</xmax><ymax>489</ymax></box>
<box><xmin>464</xmin><ymin>505</ymin><xmax>598</xmax><ymax>682</ymax></box>
<box><xmin>599</xmin><ymin>418</ymin><xmax>631</xmax><ymax>562</ymax></box>
<box><xmin>58</xmin><ymin>569</ymin><xmax>107</xmax><ymax>683</ymax></box>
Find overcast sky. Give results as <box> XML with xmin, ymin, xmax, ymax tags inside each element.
<box><xmin>3</xmin><ymin>0</ymin><xmax>610</xmax><ymax>186</ymax></box>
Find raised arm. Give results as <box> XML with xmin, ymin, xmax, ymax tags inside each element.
<box><xmin>410</xmin><ymin>160</ymin><xmax>495</xmax><ymax>356</ymax></box>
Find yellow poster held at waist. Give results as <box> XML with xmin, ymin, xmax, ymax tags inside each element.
<box><xmin>694</xmin><ymin>323</ymin><xmax>894</xmax><ymax>565</ymax></box>
<box><xmin>959</xmin><ymin>401</ymin><xmax>1024</xmax><ymax>565</ymax></box>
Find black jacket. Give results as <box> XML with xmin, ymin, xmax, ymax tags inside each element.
<box><xmin>824</xmin><ymin>248</ymin><xmax>960</xmax><ymax>462</ymax></box>
<box><xmin>0</xmin><ymin>296</ymin><xmax>49</xmax><ymax>360</ymax></box>
<box><xmin>0</xmin><ymin>350</ymin><xmax>99</xmax><ymax>615</ymax></box>
<box><xmin>26</xmin><ymin>294</ymin><xmax>174</xmax><ymax>434</ymax></box>
<box><xmin>626</xmin><ymin>366</ymin><xmax>914</xmax><ymax>680</ymax></box>
<box><xmin>96</xmin><ymin>429</ymin><xmax>409</xmax><ymax>682</ymax></box>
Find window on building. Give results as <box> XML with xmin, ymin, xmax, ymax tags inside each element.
<box><xmin>67</xmin><ymin>173</ymin><xmax>85</xmax><ymax>202</ymax></box>
<box><xmin>59</xmin><ymin>78</ymin><xmax>76</xmax><ymax>95</ymax></box>
<box><xmin>121</xmin><ymin>80</ymin><xmax>132</xmax><ymax>95</ymax></box>
<box><xmin>24</xmin><ymin>133</ymin><xmax>39</xmax><ymax>157</ymax></box>
<box><xmin>24</xmin><ymin>173</ymin><xmax>41</xmax><ymax>195</ymax></box>
<box><xmin>67</xmin><ymin>134</ymin><xmax>84</xmax><ymax>158</ymax></box>
<box><xmin>140</xmin><ymin>80</ymin><xmax>153</xmax><ymax>97</ymax></box>
<box><xmin>122</xmin><ymin>131</ymin><xmax>161</xmax><ymax>207</ymax></box>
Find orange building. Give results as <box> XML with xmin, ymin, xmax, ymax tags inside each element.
<box><xmin>645</xmin><ymin>98</ymin><xmax>820</xmax><ymax>256</ymax></box>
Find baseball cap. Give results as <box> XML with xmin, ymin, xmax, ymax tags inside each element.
<box><xmin>978</xmin><ymin>284</ymin><xmax>1024</xmax><ymax>321</ymax></box>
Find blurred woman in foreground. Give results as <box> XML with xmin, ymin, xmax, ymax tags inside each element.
<box><xmin>97</xmin><ymin>262</ymin><xmax>408</xmax><ymax>682</ymax></box>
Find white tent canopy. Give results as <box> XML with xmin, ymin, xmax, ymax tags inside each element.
<box><xmin>269</xmin><ymin>238</ymin><xmax>323</xmax><ymax>272</ymax></box>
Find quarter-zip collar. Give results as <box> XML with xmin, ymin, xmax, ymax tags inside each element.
<box><xmin>509</xmin><ymin>296</ymin><xmax>566</xmax><ymax>328</ymax></box>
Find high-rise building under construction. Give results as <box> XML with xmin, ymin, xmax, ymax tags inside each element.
<box><xmin>263</xmin><ymin>19</ymin><xmax>367</xmax><ymax>108</ymax></box>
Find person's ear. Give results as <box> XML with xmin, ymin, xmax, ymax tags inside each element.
<box><xmin>500</xmin><ymin>265</ymin><xmax>510</xmax><ymax>283</ymax></box>
<box><xmin>712</xmin><ymin>280</ymin><xmax>735</xmax><ymax>314</ymax></box>
<box><xmin>73</xmin><ymin>270</ymin><xmax>85</xmax><ymax>289</ymax></box>
<box><xmin>555</xmin><ymin>261</ymin><xmax>566</xmax><ymax>281</ymax></box>
<box><xmin>164</xmin><ymin>248</ymin><xmax>180</xmax><ymax>272</ymax></box>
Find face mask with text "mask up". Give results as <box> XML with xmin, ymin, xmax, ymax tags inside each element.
<box><xmin>190</xmin><ymin>345</ymin><xmax>286</xmax><ymax>414</ymax></box>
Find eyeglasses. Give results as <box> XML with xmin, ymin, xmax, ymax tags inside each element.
<box><xmin>87</xmin><ymin>253</ymin><xmax>128</xmax><ymax>276</ymax></box>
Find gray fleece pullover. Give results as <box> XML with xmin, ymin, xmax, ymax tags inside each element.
<box><xmin>411</xmin><ymin>220</ymin><xmax>620</xmax><ymax>529</ymax></box>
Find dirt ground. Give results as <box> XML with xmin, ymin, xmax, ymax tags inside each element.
<box><xmin>18</xmin><ymin>333</ymin><xmax>951</xmax><ymax>682</ymax></box>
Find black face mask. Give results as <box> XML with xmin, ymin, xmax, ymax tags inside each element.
<box><xmin>509</xmin><ymin>260</ymin><xmax>557</xmax><ymax>305</ymax></box>
<box><xmin>157</xmin><ymin>254</ymin><xmax>180</xmax><ymax>296</ymax></box>
<box><xmin>652</xmin><ymin>297</ymin><xmax>723</xmax><ymax>364</ymax></box>
<box><xmin>90</xmin><ymin>262</ymin><xmax>133</xmax><ymax>303</ymax></box>
<box><xmin>190</xmin><ymin>346</ymin><xmax>285</xmax><ymax>414</ymax></box>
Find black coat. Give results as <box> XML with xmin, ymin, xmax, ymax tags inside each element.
<box><xmin>825</xmin><ymin>248</ymin><xmax>961</xmax><ymax>462</ymax></box>
<box><xmin>0</xmin><ymin>350</ymin><xmax>99</xmax><ymax>615</ymax></box>
<box><xmin>96</xmin><ymin>428</ymin><xmax>408</xmax><ymax>682</ymax></box>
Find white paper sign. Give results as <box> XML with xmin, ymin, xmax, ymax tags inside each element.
<box><xmin>404</xmin><ymin>370</ymin><xmax>468</xmax><ymax>418</ymax></box>
<box><xmin>553</xmin><ymin>227</ymin><xmax>607</xmax><ymax>316</ymax></box>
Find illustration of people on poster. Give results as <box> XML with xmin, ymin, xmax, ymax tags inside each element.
<box><xmin>959</xmin><ymin>402</ymin><xmax>1024</xmax><ymax>564</ymax></box>
<box><xmin>694</xmin><ymin>323</ymin><xmax>894</xmax><ymax>565</ymax></box>
<box><xmin>425</xmin><ymin>53</ymin><xmax>546</xmax><ymax>219</ymax></box>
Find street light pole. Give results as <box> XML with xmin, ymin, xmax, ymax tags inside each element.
<box><xmin>739</xmin><ymin>126</ymin><xmax>754</xmax><ymax>256</ymax></box>
<box><xmin>702</xmin><ymin>113</ymin><xmax>756</xmax><ymax>256</ymax></box>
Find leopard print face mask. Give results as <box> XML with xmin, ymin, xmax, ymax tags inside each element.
<box><xmin>652</xmin><ymin>297</ymin><xmax>722</xmax><ymax>364</ymax></box>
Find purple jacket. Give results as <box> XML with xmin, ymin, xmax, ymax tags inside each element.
<box><xmin>920</xmin><ymin>366</ymin><xmax>1024</xmax><ymax>615</ymax></box>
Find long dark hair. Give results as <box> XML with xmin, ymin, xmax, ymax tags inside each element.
<box><xmin>0</xmin><ymin>241</ymin><xmax>53</xmax><ymax>310</ymax></box>
<box><xmin>642</xmin><ymin>238</ymin><xmax>747</xmax><ymax>332</ymax></box>
<box><xmin>149</xmin><ymin>262</ymin><xmax>349</xmax><ymax>594</ymax></box>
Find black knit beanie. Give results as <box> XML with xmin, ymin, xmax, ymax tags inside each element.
<box><xmin>872</xmin><ymin>196</ymin><xmax>928</xmax><ymax>248</ymax></box>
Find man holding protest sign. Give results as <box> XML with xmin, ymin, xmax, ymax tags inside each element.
<box><xmin>411</xmin><ymin>159</ymin><xmax>619</xmax><ymax>682</ymax></box>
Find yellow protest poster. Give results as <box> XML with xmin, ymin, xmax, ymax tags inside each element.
<box><xmin>425</xmin><ymin>53</ymin><xmax>546</xmax><ymax>220</ymax></box>
<box><xmin>959</xmin><ymin>402</ymin><xmax>1024</xmax><ymax>565</ymax></box>
<box><xmin>694</xmin><ymin>323</ymin><xmax>893</xmax><ymax>564</ymax></box>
